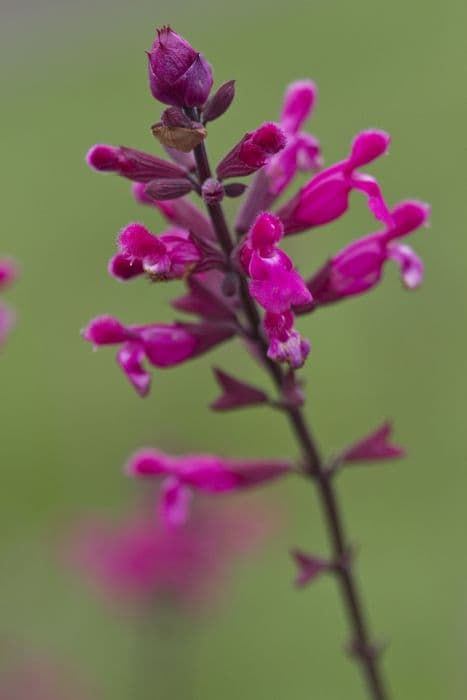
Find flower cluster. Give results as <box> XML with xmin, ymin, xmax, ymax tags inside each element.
<box><xmin>0</xmin><ymin>258</ymin><xmax>17</xmax><ymax>348</ymax></box>
<box><xmin>84</xmin><ymin>28</ymin><xmax>428</xmax><ymax>693</ymax></box>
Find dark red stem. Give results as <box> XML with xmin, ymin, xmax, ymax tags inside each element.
<box><xmin>190</xmin><ymin>129</ymin><xmax>389</xmax><ymax>700</ymax></box>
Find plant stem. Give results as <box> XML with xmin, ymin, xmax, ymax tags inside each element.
<box><xmin>191</xmin><ymin>136</ymin><xmax>389</xmax><ymax>700</ymax></box>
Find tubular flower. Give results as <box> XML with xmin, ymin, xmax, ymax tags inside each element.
<box><xmin>126</xmin><ymin>449</ymin><xmax>291</xmax><ymax>527</ymax></box>
<box><xmin>235</xmin><ymin>80</ymin><xmax>322</xmax><ymax>234</ymax></box>
<box><xmin>276</xmin><ymin>130</ymin><xmax>392</xmax><ymax>235</ymax></box>
<box><xmin>300</xmin><ymin>200</ymin><xmax>429</xmax><ymax>308</ymax></box>
<box><xmin>82</xmin><ymin>315</ymin><xmax>235</xmax><ymax>396</ymax></box>
<box><xmin>239</xmin><ymin>213</ymin><xmax>311</xmax><ymax>367</ymax></box>
<box><xmin>109</xmin><ymin>223</ymin><xmax>202</xmax><ymax>282</ymax></box>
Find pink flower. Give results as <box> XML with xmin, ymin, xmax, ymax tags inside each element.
<box><xmin>277</xmin><ymin>130</ymin><xmax>392</xmax><ymax>235</ymax></box>
<box><xmin>266</xmin><ymin>80</ymin><xmax>322</xmax><ymax>196</ymax></box>
<box><xmin>238</xmin><ymin>213</ymin><xmax>311</xmax><ymax>367</ymax></box>
<box><xmin>0</xmin><ymin>258</ymin><xmax>17</xmax><ymax>290</ymax></box>
<box><xmin>69</xmin><ymin>504</ymin><xmax>276</xmax><ymax>609</ymax></box>
<box><xmin>302</xmin><ymin>200</ymin><xmax>429</xmax><ymax>307</ymax></box>
<box><xmin>147</xmin><ymin>26</ymin><xmax>213</xmax><ymax>108</ymax></box>
<box><xmin>0</xmin><ymin>257</ymin><xmax>18</xmax><ymax>348</ymax></box>
<box><xmin>126</xmin><ymin>449</ymin><xmax>291</xmax><ymax>527</ymax></box>
<box><xmin>235</xmin><ymin>80</ymin><xmax>322</xmax><ymax>234</ymax></box>
<box><xmin>264</xmin><ymin>310</ymin><xmax>311</xmax><ymax>369</ymax></box>
<box><xmin>82</xmin><ymin>315</ymin><xmax>234</xmax><ymax>396</ymax></box>
<box><xmin>240</xmin><ymin>213</ymin><xmax>312</xmax><ymax>314</ymax></box>
<box><xmin>217</xmin><ymin>123</ymin><xmax>286</xmax><ymax>180</ymax></box>
<box><xmin>109</xmin><ymin>223</ymin><xmax>202</xmax><ymax>282</ymax></box>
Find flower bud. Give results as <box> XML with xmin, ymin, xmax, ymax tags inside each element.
<box><xmin>216</xmin><ymin>123</ymin><xmax>286</xmax><ymax>180</ymax></box>
<box><xmin>201</xmin><ymin>178</ymin><xmax>224</xmax><ymax>204</ymax></box>
<box><xmin>203</xmin><ymin>80</ymin><xmax>236</xmax><ymax>123</ymax></box>
<box><xmin>144</xmin><ymin>177</ymin><xmax>193</xmax><ymax>200</ymax></box>
<box><xmin>147</xmin><ymin>26</ymin><xmax>213</xmax><ymax>108</ymax></box>
<box><xmin>86</xmin><ymin>144</ymin><xmax>187</xmax><ymax>182</ymax></box>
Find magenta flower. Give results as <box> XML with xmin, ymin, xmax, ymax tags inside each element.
<box><xmin>240</xmin><ymin>213</ymin><xmax>312</xmax><ymax>314</ymax></box>
<box><xmin>109</xmin><ymin>223</ymin><xmax>203</xmax><ymax>282</ymax></box>
<box><xmin>277</xmin><ymin>130</ymin><xmax>391</xmax><ymax>235</ymax></box>
<box><xmin>266</xmin><ymin>80</ymin><xmax>321</xmax><ymax>196</ymax></box>
<box><xmin>147</xmin><ymin>26</ymin><xmax>213</xmax><ymax>108</ymax></box>
<box><xmin>126</xmin><ymin>449</ymin><xmax>291</xmax><ymax>527</ymax></box>
<box><xmin>0</xmin><ymin>257</ymin><xmax>17</xmax><ymax>348</ymax></box>
<box><xmin>264</xmin><ymin>310</ymin><xmax>311</xmax><ymax>369</ymax></box>
<box><xmin>69</xmin><ymin>504</ymin><xmax>275</xmax><ymax>610</ymax></box>
<box><xmin>216</xmin><ymin>123</ymin><xmax>286</xmax><ymax>180</ymax></box>
<box><xmin>235</xmin><ymin>80</ymin><xmax>321</xmax><ymax>234</ymax></box>
<box><xmin>301</xmin><ymin>200</ymin><xmax>429</xmax><ymax>307</ymax></box>
<box><xmin>238</xmin><ymin>213</ymin><xmax>311</xmax><ymax>367</ymax></box>
<box><xmin>82</xmin><ymin>315</ymin><xmax>234</xmax><ymax>396</ymax></box>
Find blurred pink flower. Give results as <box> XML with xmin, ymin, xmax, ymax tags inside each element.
<box><xmin>68</xmin><ymin>502</ymin><xmax>275</xmax><ymax>611</ymax></box>
<box><xmin>0</xmin><ymin>257</ymin><xmax>18</xmax><ymax>348</ymax></box>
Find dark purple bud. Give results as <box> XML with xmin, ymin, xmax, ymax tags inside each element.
<box><xmin>224</xmin><ymin>182</ymin><xmax>247</xmax><ymax>198</ymax></box>
<box><xmin>202</xmin><ymin>178</ymin><xmax>224</xmax><ymax>204</ymax></box>
<box><xmin>144</xmin><ymin>178</ymin><xmax>193</xmax><ymax>200</ymax></box>
<box><xmin>86</xmin><ymin>144</ymin><xmax>187</xmax><ymax>182</ymax></box>
<box><xmin>147</xmin><ymin>26</ymin><xmax>213</xmax><ymax>108</ymax></box>
<box><xmin>211</xmin><ymin>368</ymin><xmax>269</xmax><ymax>411</ymax></box>
<box><xmin>342</xmin><ymin>422</ymin><xmax>406</xmax><ymax>463</ymax></box>
<box><xmin>203</xmin><ymin>80</ymin><xmax>236</xmax><ymax>123</ymax></box>
<box><xmin>217</xmin><ymin>123</ymin><xmax>286</xmax><ymax>180</ymax></box>
<box><xmin>291</xmin><ymin>550</ymin><xmax>330</xmax><ymax>587</ymax></box>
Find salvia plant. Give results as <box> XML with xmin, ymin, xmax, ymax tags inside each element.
<box><xmin>84</xmin><ymin>25</ymin><xmax>429</xmax><ymax>700</ymax></box>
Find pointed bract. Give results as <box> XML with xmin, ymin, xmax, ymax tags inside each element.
<box><xmin>211</xmin><ymin>368</ymin><xmax>269</xmax><ymax>411</ymax></box>
<box><xmin>342</xmin><ymin>422</ymin><xmax>406</xmax><ymax>463</ymax></box>
<box><xmin>291</xmin><ymin>550</ymin><xmax>330</xmax><ymax>587</ymax></box>
<box><xmin>203</xmin><ymin>80</ymin><xmax>236</xmax><ymax>123</ymax></box>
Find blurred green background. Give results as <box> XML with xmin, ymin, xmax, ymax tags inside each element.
<box><xmin>0</xmin><ymin>0</ymin><xmax>466</xmax><ymax>697</ymax></box>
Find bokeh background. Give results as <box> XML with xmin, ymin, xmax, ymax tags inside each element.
<box><xmin>1</xmin><ymin>0</ymin><xmax>466</xmax><ymax>697</ymax></box>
